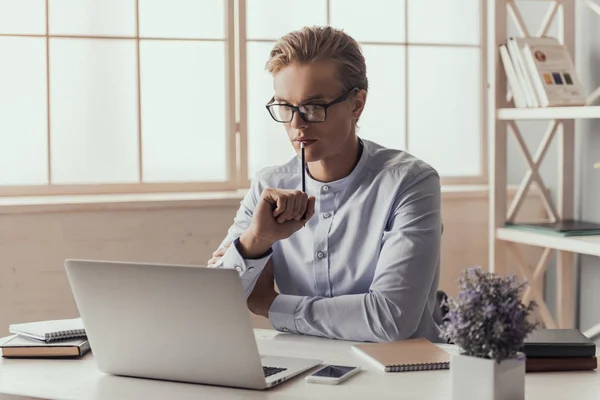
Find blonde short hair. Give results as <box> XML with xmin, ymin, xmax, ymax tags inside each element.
<box><xmin>265</xmin><ymin>26</ymin><xmax>368</xmax><ymax>92</ymax></box>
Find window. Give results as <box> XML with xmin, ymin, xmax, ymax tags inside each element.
<box><xmin>0</xmin><ymin>0</ymin><xmax>486</xmax><ymax>196</ymax></box>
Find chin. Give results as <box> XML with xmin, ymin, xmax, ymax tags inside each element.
<box><xmin>301</xmin><ymin>147</ymin><xmax>323</xmax><ymax>163</ymax></box>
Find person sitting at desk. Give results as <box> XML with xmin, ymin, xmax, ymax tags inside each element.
<box><xmin>209</xmin><ymin>26</ymin><xmax>443</xmax><ymax>344</ymax></box>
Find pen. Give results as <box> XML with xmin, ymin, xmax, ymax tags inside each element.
<box><xmin>301</xmin><ymin>142</ymin><xmax>307</xmax><ymax>220</ymax></box>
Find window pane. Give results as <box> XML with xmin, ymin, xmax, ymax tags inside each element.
<box><xmin>408</xmin><ymin>47</ymin><xmax>480</xmax><ymax>176</ymax></box>
<box><xmin>0</xmin><ymin>0</ymin><xmax>45</xmax><ymax>34</ymax></box>
<box><xmin>359</xmin><ymin>45</ymin><xmax>405</xmax><ymax>150</ymax></box>
<box><xmin>0</xmin><ymin>38</ymin><xmax>47</xmax><ymax>185</ymax></box>
<box><xmin>247</xmin><ymin>0</ymin><xmax>326</xmax><ymax>40</ymax></box>
<box><xmin>330</xmin><ymin>0</ymin><xmax>405</xmax><ymax>43</ymax></box>
<box><xmin>139</xmin><ymin>0</ymin><xmax>225</xmax><ymax>39</ymax></box>
<box><xmin>247</xmin><ymin>42</ymin><xmax>295</xmax><ymax>179</ymax></box>
<box><xmin>407</xmin><ymin>0</ymin><xmax>480</xmax><ymax>45</ymax></box>
<box><xmin>50</xmin><ymin>39</ymin><xmax>139</xmax><ymax>184</ymax></box>
<box><xmin>49</xmin><ymin>0</ymin><xmax>136</xmax><ymax>36</ymax></box>
<box><xmin>140</xmin><ymin>41</ymin><xmax>227</xmax><ymax>182</ymax></box>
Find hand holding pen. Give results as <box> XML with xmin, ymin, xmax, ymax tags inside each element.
<box><xmin>236</xmin><ymin>142</ymin><xmax>315</xmax><ymax>259</ymax></box>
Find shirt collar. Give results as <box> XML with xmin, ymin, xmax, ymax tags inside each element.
<box><xmin>305</xmin><ymin>138</ymin><xmax>369</xmax><ymax>195</ymax></box>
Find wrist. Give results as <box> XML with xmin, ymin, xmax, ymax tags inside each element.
<box><xmin>261</xmin><ymin>293</ymin><xmax>278</xmax><ymax>318</ymax></box>
<box><xmin>239</xmin><ymin>230</ymin><xmax>274</xmax><ymax>259</ymax></box>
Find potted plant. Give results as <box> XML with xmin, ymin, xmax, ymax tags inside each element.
<box><xmin>441</xmin><ymin>267</ymin><xmax>538</xmax><ymax>400</ymax></box>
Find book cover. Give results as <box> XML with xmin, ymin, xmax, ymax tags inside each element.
<box><xmin>9</xmin><ymin>318</ymin><xmax>86</xmax><ymax>342</ymax></box>
<box><xmin>526</xmin><ymin>356</ymin><xmax>597</xmax><ymax>373</ymax></box>
<box><xmin>519</xmin><ymin>37</ymin><xmax>586</xmax><ymax>107</ymax></box>
<box><xmin>352</xmin><ymin>338</ymin><xmax>450</xmax><ymax>372</ymax></box>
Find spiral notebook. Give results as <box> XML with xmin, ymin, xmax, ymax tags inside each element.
<box><xmin>9</xmin><ymin>318</ymin><xmax>86</xmax><ymax>342</ymax></box>
<box><xmin>351</xmin><ymin>338</ymin><xmax>450</xmax><ymax>372</ymax></box>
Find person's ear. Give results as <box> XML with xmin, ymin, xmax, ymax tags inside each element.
<box><xmin>352</xmin><ymin>89</ymin><xmax>367</xmax><ymax>120</ymax></box>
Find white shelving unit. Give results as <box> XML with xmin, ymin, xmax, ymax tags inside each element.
<box><xmin>489</xmin><ymin>0</ymin><xmax>600</xmax><ymax>337</ymax></box>
<box><xmin>497</xmin><ymin>228</ymin><xmax>600</xmax><ymax>258</ymax></box>
<box><xmin>498</xmin><ymin>105</ymin><xmax>600</xmax><ymax>120</ymax></box>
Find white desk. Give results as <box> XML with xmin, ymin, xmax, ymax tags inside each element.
<box><xmin>0</xmin><ymin>330</ymin><xmax>599</xmax><ymax>400</ymax></box>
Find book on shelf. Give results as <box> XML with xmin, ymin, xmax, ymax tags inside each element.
<box><xmin>499</xmin><ymin>36</ymin><xmax>586</xmax><ymax>108</ymax></box>
<box><xmin>499</xmin><ymin>44</ymin><xmax>527</xmax><ymax>108</ymax></box>
<box><xmin>506</xmin><ymin>219</ymin><xmax>600</xmax><ymax>237</ymax></box>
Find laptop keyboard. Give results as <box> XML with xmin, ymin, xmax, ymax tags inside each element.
<box><xmin>263</xmin><ymin>366</ymin><xmax>287</xmax><ymax>377</ymax></box>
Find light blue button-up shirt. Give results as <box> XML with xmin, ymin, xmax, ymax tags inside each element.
<box><xmin>216</xmin><ymin>138</ymin><xmax>442</xmax><ymax>343</ymax></box>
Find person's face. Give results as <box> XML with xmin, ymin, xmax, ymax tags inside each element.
<box><xmin>270</xmin><ymin>61</ymin><xmax>366</xmax><ymax>162</ymax></box>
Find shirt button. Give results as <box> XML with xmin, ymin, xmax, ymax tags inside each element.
<box><xmin>248</xmin><ymin>266</ymin><xmax>255</xmax><ymax>272</ymax></box>
<box><xmin>322</xmin><ymin>185</ymin><xmax>329</xmax><ymax>192</ymax></box>
<box><xmin>235</xmin><ymin>265</ymin><xmax>243</xmax><ymax>272</ymax></box>
<box><xmin>323</xmin><ymin>212</ymin><xmax>331</xmax><ymax>219</ymax></box>
<box><xmin>317</xmin><ymin>251</ymin><xmax>325</xmax><ymax>259</ymax></box>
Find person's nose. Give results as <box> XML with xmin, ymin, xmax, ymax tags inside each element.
<box><xmin>290</xmin><ymin>109</ymin><xmax>309</xmax><ymax>130</ymax></box>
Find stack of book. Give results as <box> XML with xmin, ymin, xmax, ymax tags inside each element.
<box><xmin>499</xmin><ymin>36</ymin><xmax>586</xmax><ymax>108</ymax></box>
<box><xmin>523</xmin><ymin>329</ymin><xmax>597</xmax><ymax>372</ymax></box>
<box><xmin>0</xmin><ymin>318</ymin><xmax>90</xmax><ymax>358</ymax></box>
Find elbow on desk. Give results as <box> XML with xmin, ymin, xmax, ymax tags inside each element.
<box><xmin>364</xmin><ymin>292</ymin><xmax>419</xmax><ymax>343</ymax></box>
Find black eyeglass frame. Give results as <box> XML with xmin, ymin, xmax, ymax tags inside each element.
<box><xmin>265</xmin><ymin>87</ymin><xmax>359</xmax><ymax>123</ymax></box>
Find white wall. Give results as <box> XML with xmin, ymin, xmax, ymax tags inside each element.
<box><xmin>0</xmin><ymin>190</ymin><xmax>544</xmax><ymax>336</ymax></box>
<box><xmin>0</xmin><ymin>202</ymin><xmax>235</xmax><ymax>336</ymax></box>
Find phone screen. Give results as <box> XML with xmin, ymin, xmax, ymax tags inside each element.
<box><xmin>312</xmin><ymin>365</ymin><xmax>357</xmax><ymax>378</ymax></box>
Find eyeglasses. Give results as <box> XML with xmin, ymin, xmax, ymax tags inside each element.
<box><xmin>265</xmin><ymin>88</ymin><xmax>358</xmax><ymax>123</ymax></box>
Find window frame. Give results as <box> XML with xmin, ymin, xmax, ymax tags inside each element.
<box><xmin>0</xmin><ymin>0</ymin><xmax>487</xmax><ymax>197</ymax></box>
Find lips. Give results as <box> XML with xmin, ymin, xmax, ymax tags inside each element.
<box><xmin>294</xmin><ymin>139</ymin><xmax>317</xmax><ymax>147</ymax></box>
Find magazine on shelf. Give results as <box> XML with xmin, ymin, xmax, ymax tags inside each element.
<box><xmin>500</xmin><ymin>36</ymin><xmax>586</xmax><ymax>108</ymax></box>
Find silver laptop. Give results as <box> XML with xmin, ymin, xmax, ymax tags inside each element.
<box><xmin>64</xmin><ymin>259</ymin><xmax>322</xmax><ymax>390</ymax></box>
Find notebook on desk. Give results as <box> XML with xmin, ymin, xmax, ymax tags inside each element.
<box><xmin>9</xmin><ymin>318</ymin><xmax>86</xmax><ymax>342</ymax></box>
<box><xmin>1</xmin><ymin>335</ymin><xmax>90</xmax><ymax>358</ymax></box>
<box><xmin>523</xmin><ymin>329</ymin><xmax>596</xmax><ymax>358</ymax></box>
<box><xmin>351</xmin><ymin>338</ymin><xmax>450</xmax><ymax>372</ymax></box>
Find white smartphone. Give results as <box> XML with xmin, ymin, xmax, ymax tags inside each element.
<box><xmin>305</xmin><ymin>364</ymin><xmax>361</xmax><ymax>385</ymax></box>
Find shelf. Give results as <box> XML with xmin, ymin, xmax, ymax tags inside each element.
<box><xmin>497</xmin><ymin>106</ymin><xmax>600</xmax><ymax>120</ymax></box>
<box><xmin>496</xmin><ymin>227</ymin><xmax>600</xmax><ymax>257</ymax></box>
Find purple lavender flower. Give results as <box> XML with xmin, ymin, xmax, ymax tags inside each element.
<box><xmin>440</xmin><ymin>266</ymin><xmax>538</xmax><ymax>363</ymax></box>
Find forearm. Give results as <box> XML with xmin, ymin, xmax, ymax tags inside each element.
<box><xmin>269</xmin><ymin>291</ymin><xmax>422</xmax><ymax>342</ymax></box>
<box><xmin>238</xmin><ymin>230</ymin><xmax>274</xmax><ymax>259</ymax></box>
